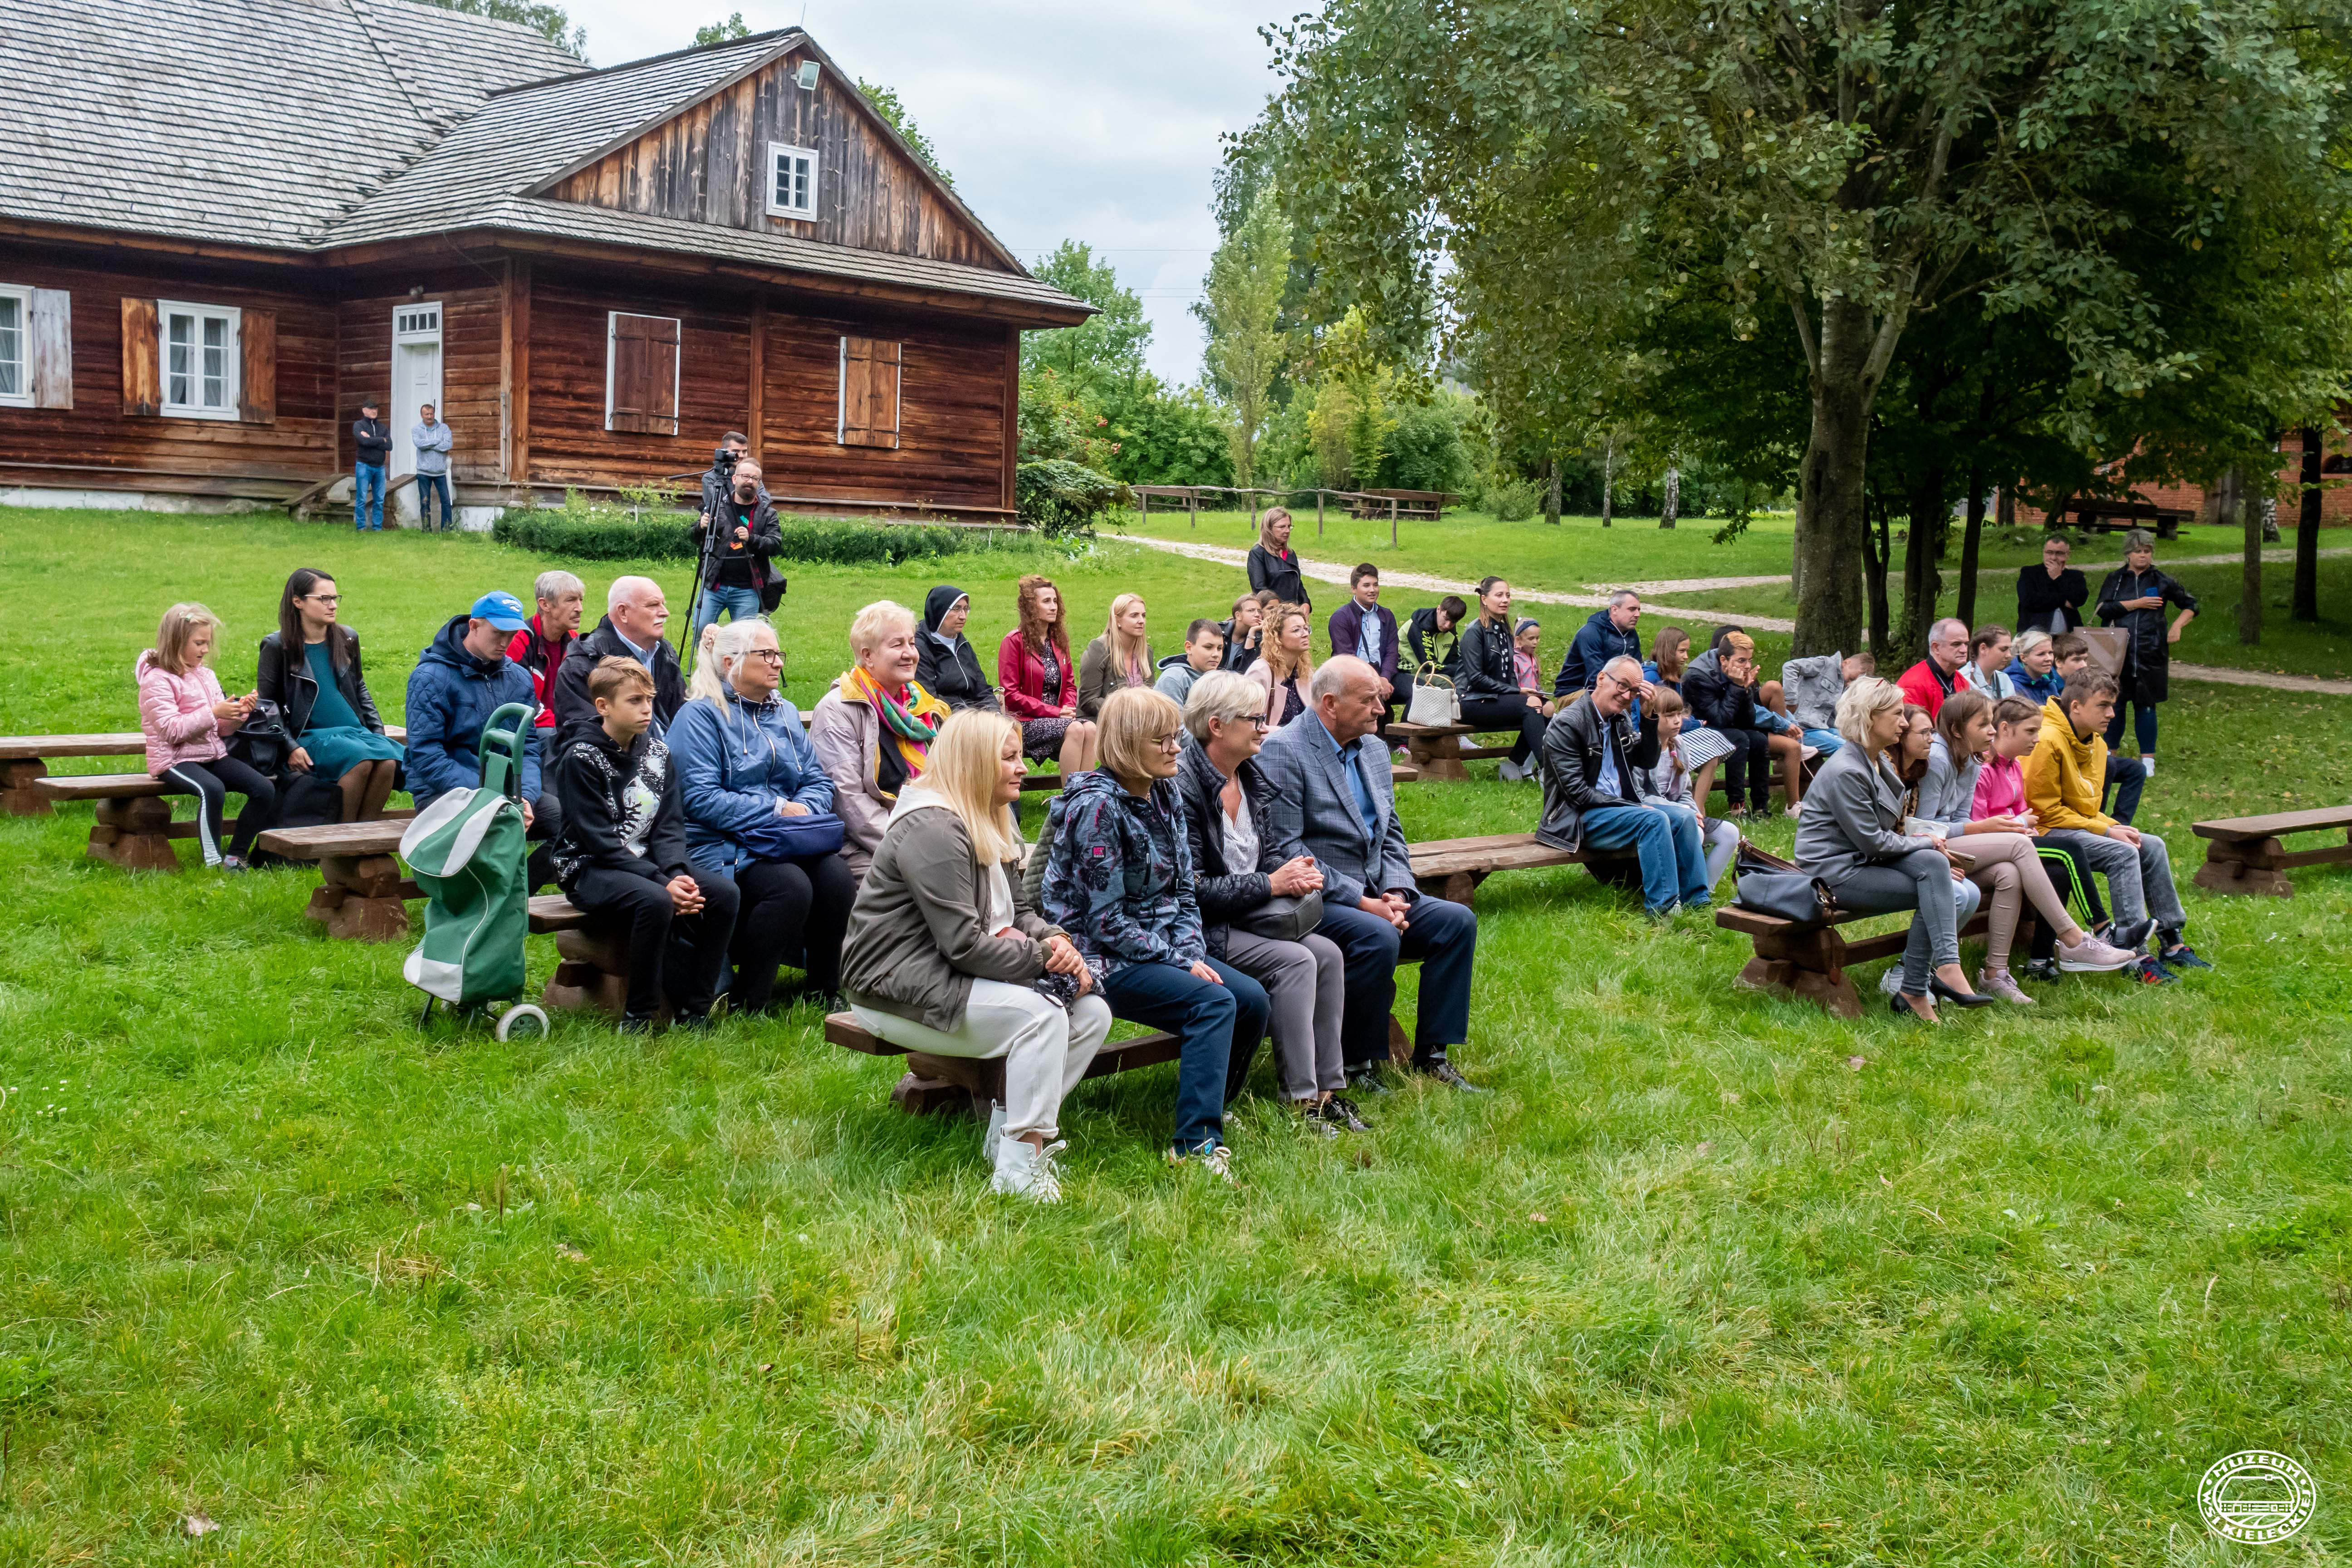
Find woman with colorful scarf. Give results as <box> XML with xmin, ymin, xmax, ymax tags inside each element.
<box><xmin>810</xmin><ymin>600</ymin><xmax>953</xmax><ymax>881</ymax></box>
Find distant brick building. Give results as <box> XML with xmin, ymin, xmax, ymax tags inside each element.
<box><xmin>2012</xmin><ymin>428</ymin><xmax>2352</xmax><ymax>531</ymax></box>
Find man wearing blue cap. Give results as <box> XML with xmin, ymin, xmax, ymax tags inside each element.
<box><xmin>407</xmin><ymin>590</ymin><xmax>562</xmax><ymax>887</ymax></box>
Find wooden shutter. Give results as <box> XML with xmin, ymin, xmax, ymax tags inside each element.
<box><xmin>28</xmin><ymin>289</ymin><xmax>71</xmax><ymax>409</ymax></box>
<box><xmin>608</xmin><ymin>312</ymin><xmax>680</xmax><ymax>436</ymax></box>
<box><xmin>837</xmin><ymin>335</ymin><xmax>901</xmax><ymax>448</ymax></box>
<box><xmin>239</xmin><ymin>307</ymin><xmax>276</xmax><ymax>424</ymax></box>
<box><xmin>119</xmin><ymin>296</ymin><xmax>159</xmax><ymax>416</ymax></box>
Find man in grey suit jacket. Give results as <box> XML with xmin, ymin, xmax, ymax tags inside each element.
<box><xmin>1256</xmin><ymin>655</ymin><xmax>1485</xmax><ymax>1093</ymax></box>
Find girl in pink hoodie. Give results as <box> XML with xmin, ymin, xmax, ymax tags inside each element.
<box><xmin>137</xmin><ymin>603</ymin><xmax>276</xmax><ymax>869</ymax></box>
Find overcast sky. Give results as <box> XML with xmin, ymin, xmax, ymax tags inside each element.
<box><xmin>553</xmin><ymin>0</ymin><xmax>1290</xmax><ymax>384</ymax></box>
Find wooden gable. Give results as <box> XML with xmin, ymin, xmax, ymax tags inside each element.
<box><xmin>544</xmin><ymin>51</ymin><xmax>1014</xmax><ymax>273</ymax></box>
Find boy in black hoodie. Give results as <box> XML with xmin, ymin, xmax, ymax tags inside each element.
<box><xmin>553</xmin><ymin>657</ymin><xmax>740</xmax><ymax>1030</ymax></box>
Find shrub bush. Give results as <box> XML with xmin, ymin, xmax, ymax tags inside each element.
<box><xmin>1015</xmin><ymin>460</ymin><xmax>1132</xmax><ymax>538</ymax></box>
<box><xmin>1491</xmin><ymin>477</ymin><xmax>1540</xmax><ymax>522</ymax></box>
<box><xmin>494</xmin><ymin>495</ymin><xmax>998</xmax><ymax>565</ymax></box>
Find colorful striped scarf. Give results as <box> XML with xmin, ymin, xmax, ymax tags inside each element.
<box><xmin>843</xmin><ymin>664</ymin><xmax>949</xmax><ymax>799</ymax></box>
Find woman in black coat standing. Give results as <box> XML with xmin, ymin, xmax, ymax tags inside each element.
<box><xmin>915</xmin><ymin>585</ymin><xmax>1000</xmax><ymax>713</ymax></box>
<box><xmin>2094</xmin><ymin>530</ymin><xmax>2198</xmax><ymax>778</ymax></box>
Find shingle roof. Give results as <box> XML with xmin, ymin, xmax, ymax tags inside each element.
<box><xmin>0</xmin><ymin>0</ymin><xmax>587</xmax><ymax>250</ymax></box>
<box><xmin>0</xmin><ymin>5</ymin><xmax>1086</xmax><ymax>319</ymax></box>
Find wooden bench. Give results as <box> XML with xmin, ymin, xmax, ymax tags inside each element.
<box><xmin>0</xmin><ymin>734</ymin><xmax>147</xmax><ymax>815</ymax></box>
<box><xmin>1717</xmin><ymin>904</ymin><xmax>2009</xmax><ymax>1018</ymax></box>
<box><xmin>255</xmin><ymin>821</ymin><xmax>418</xmax><ymax>940</ymax></box>
<box><xmin>1408</xmin><ymin>831</ymin><xmax>1634</xmax><ymax>906</ymax></box>
<box><xmin>36</xmin><ymin>769</ymin><xmax>413</xmax><ymax>874</ymax></box>
<box><xmin>2193</xmin><ymin>805</ymin><xmax>2352</xmax><ymax>897</ymax></box>
<box><xmin>2049</xmin><ymin>497</ymin><xmax>2195</xmax><ymax>540</ymax></box>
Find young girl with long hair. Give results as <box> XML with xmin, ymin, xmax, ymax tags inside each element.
<box><xmin>137</xmin><ymin>603</ymin><xmax>277</xmax><ymax>869</ymax></box>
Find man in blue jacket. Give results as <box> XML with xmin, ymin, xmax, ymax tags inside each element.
<box><xmin>407</xmin><ymin>590</ymin><xmax>561</xmax><ymax>887</ymax></box>
<box><xmin>1552</xmin><ymin>591</ymin><xmax>1645</xmax><ymax>696</ymax></box>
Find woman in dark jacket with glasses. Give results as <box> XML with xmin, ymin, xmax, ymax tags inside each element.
<box><xmin>256</xmin><ymin>566</ymin><xmax>403</xmax><ymax>822</ymax></box>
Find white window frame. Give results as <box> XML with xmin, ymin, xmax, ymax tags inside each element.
<box><xmin>603</xmin><ymin>310</ymin><xmax>683</xmax><ymax>434</ymax></box>
<box><xmin>393</xmin><ymin>302</ymin><xmax>442</xmax><ymax>343</ymax></box>
<box><xmin>159</xmin><ymin>299</ymin><xmax>241</xmax><ymax>420</ymax></box>
<box><xmin>764</xmin><ymin>141</ymin><xmax>820</xmax><ymax>220</ymax></box>
<box><xmin>0</xmin><ymin>283</ymin><xmax>30</xmax><ymax>408</ymax></box>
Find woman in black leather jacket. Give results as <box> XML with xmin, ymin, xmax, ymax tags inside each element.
<box><xmin>1453</xmin><ymin>576</ymin><xmax>1549</xmax><ymax>780</ymax></box>
<box><xmin>256</xmin><ymin>567</ymin><xmax>400</xmax><ymax>821</ymax></box>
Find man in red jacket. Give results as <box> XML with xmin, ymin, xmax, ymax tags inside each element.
<box><xmin>1896</xmin><ymin>617</ymin><xmax>1969</xmax><ymax>716</ymax></box>
<box><xmin>507</xmin><ymin>569</ymin><xmax>586</xmax><ymax>733</ymax></box>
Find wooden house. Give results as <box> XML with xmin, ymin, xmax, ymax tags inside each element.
<box><xmin>0</xmin><ymin>1</ymin><xmax>1090</xmax><ymax>524</ymax></box>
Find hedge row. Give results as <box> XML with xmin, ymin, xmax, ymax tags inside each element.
<box><xmin>492</xmin><ymin>509</ymin><xmax>1000</xmax><ymax>566</ymax></box>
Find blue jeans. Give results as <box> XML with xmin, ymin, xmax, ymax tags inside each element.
<box><xmin>1315</xmin><ymin>893</ymin><xmax>1478</xmax><ymax>1069</ymax></box>
<box><xmin>1582</xmin><ymin>801</ymin><xmax>1711</xmax><ymax>914</ymax></box>
<box><xmin>414</xmin><ymin>473</ymin><xmax>453</xmax><ymax>530</ymax></box>
<box><xmin>2104</xmin><ymin>698</ymin><xmax>2160</xmax><ymax>756</ymax></box>
<box><xmin>694</xmin><ymin>584</ymin><xmax>763</xmax><ymax>636</ymax></box>
<box><xmin>2102</xmin><ymin>753</ymin><xmax>2145</xmax><ymax>824</ymax></box>
<box><xmin>1098</xmin><ymin>958</ymin><xmax>1268</xmax><ymax>1151</ymax></box>
<box><xmin>353</xmin><ymin>462</ymin><xmax>386</xmax><ymax>530</ymax></box>
<box><xmin>1801</xmin><ymin>726</ymin><xmax>1842</xmax><ymax>757</ymax></box>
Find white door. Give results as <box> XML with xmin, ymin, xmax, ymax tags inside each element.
<box><xmin>390</xmin><ymin>303</ymin><xmax>443</xmax><ymax>480</ymax></box>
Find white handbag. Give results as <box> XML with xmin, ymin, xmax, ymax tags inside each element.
<box><xmin>1406</xmin><ymin>664</ymin><xmax>1460</xmax><ymax>726</ymax></box>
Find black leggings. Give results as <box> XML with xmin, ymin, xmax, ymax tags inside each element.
<box><xmin>729</xmin><ymin>853</ymin><xmax>857</xmax><ymax>1010</ymax></box>
<box><xmin>157</xmin><ymin>757</ymin><xmax>277</xmax><ymax>865</ymax></box>
<box><xmin>1717</xmin><ymin>726</ymin><xmax>1773</xmax><ymax>813</ymax></box>
<box><xmin>2026</xmin><ymin>833</ymin><xmax>2108</xmax><ymax>957</ymax></box>
<box><xmin>568</xmin><ymin>867</ymin><xmax>741</xmax><ymax>1019</ymax></box>
<box><xmin>1456</xmin><ymin>694</ymin><xmax>1549</xmax><ymax>765</ymax></box>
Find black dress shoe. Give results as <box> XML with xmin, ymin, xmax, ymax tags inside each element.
<box><xmin>1927</xmin><ymin>975</ymin><xmax>1996</xmax><ymax>1009</ymax></box>
<box><xmin>616</xmin><ymin>1012</ymin><xmax>658</xmax><ymax>1035</ymax></box>
<box><xmin>1416</xmin><ymin>1059</ymin><xmax>1490</xmax><ymax>1093</ymax></box>
<box><xmin>1889</xmin><ymin>994</ymin><xmax>1937</xmax><ymax>1023</ymax></box>
<box><xmin>1317</xmin><ymin>1094</ymin><xmax>1373</xmax><ymax>1132</ymax></box>
<box><xmin>1344</xmin><ymin>1065</ymin><xmax>1392</xmax><ymax>1096</ymax></box>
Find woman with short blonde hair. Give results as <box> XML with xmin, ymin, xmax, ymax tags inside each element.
<box><xmin>841</xmin><ymin>709</ymin><xmax>1111</xmax><ymax>1202</ymax></box>
<box><xmin>1077</xmin><ymin>593</ymin><xmax>1154</xmax><ymax>721</ymax></box>
<box><xmin>809</xmin><ymin>598</ymin><xmax>951</xmax><ymax>880</ymax></box>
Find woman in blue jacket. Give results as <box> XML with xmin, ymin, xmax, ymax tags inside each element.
<box><xmin>671</xmin><ymin>618</ymin><xmax>854</xmax><ymax>1013</ymax></box>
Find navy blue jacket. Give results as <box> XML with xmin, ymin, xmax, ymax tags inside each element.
<box><xmin>668</xmin><ymin>691</ymin><xmax>834</xmax><ymax>874</ymax></box>
<box><xmin>1552</xmin><ymin>608</ymin><xmax>1644</xmax><ymax>696</ymax></box>
<box><xmin>404</xmin><ymin>615</ymin><xmax>542</xmax><ymax>808</ymax></box>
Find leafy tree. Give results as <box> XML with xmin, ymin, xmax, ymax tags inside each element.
<box><xmin>1017</xmin><ymin>369</ymin><xmax>1112</xmax><ymax>468</ymax></box>
<box><xmin>692</xmin><ymin>12</ymin><xmax>748</xmax><ymax>47</ymax></box>
<box><xmin>1251</xmin><ymin>0</ymin><xmax>2352</xmax><ymax>655</ymax></box>
<box><xmin>423</xmin><ymin>0</ymin><xmax>583</xmax><ymax>55</ymax></box>
<box><xmin>1096</xmin><ymin>377</ymin><xmax>1233</xmax><ymax>488</ymax></box>
<box><xmin>1199</xmin><ymin>185</ymin><xmax>1294</xmax><ymax>489</ymax></box>
<box><xmin>1023</xmin><ymin>242</ymin><xmax>1151</xmax><ymax>395</ymax></box>
<box><xmin>858</xmin><ymin>80</ymin><xmax>953</xmax><ymax>187</ymax></box>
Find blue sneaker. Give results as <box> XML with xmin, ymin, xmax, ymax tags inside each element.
<box><xmin>2159</xmin><ymin>943</ymin><xmax>2213</xmax><ymax>973</ymax></box>
<box><xmin>2132</xmin><ymin>955</ymin><xmax>2178</xmax><ymax>985</ymax></box>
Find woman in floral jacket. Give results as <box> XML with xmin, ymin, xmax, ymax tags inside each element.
<box><xmin>1038</xmin><ymin>686</ymin><xmax>1268</xmax><ymax>1177</ymax></box>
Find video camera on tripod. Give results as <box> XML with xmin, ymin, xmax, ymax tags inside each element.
<box><xmin>676</xmin><ymin>443</ymin><xmax>785</xmax><ymax>676</ymax></box>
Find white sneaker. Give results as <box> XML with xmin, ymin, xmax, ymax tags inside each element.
<box><xmin>990</xmin><ymin>1135</ymin><xmax>1064</xmax><ymax>1203</ymax></box>
<box><xmin>1800</xmin><ymin>745</ymin><xmax>1821</xmax><ymax>763</ymax></box>
<box><xmin>982</xmin><ymin>1101</ymin><xmax>1007</xmax><ymax>1164</ymax></box>
<box><xmin>1496</xmin><ymin>758</ymin><xmax>1522</xmax><ymax>782</ymax></box>
<box><xmin>1879</xmin><ymin>966</ymin><xmax>1905</xmax><ymax>998</ymax></box>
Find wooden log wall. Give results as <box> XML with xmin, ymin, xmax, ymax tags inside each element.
<box><xmin>0</xmin><ymin>255</ymin><xmax>335</xmax><ymax>496</ymax></box>
<box><xmin>547</xmin><ymin>55</ymin><xmax>1011</xmax><ymax>271</ymax></box>
<box><xmin>334</xmin><ymin>277</ymin><xmax>504</xmax><ymax>479</ymax></box>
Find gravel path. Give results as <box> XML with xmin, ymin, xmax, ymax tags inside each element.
<box><xmin>1120</xmin><ymin>534</ymin><xmax>2352</xmax><ymax>695</ymax></box>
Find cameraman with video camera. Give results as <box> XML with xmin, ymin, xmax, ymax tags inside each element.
<box><xmin>691</xmin><ymin>447</ymin><xmax>784</xmax><ymax>638</ymax></box>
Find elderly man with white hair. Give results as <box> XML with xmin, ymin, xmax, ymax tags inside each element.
<box><xmin>1535</xmin><ymin>654</ymin><xmax>1711</xmax><ymax>919</ymax></box>
<box><xmin>508</xmin><ymin>568</ymin><xmax>586</xmax><ymax>742</ymax></box>
<box><xmin>1255</xmin><ymin>655</ymin><xmax>1485</xmax><ymax>1094</ymax></box>
<box><xmin>553</xmin><ymin>575</ymin><xmax>685</xmax><ymax>743</ymax></box>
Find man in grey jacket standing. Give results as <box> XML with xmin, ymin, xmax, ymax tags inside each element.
<box><xmin>411</xmin><ymin>402</ymin><xmax>456</xmax><ymax>531</ymax></box>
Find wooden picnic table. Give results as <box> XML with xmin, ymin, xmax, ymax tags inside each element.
<box><xmin>2048</xmin><ymin>496</ymin><xmax>2196</xmax><ymax>540</ymax></box>
<box><xmin>2191</xmin><ymin>804</ymin><xmax>2352</xmax><ymax>897</ymax></box>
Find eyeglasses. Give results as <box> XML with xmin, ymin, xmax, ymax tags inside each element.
<box><xmin>1153</xmin><ymin>733</ymin><xmax>1184</xmax><ymax>751</ymax></box>
<box><xmin>304</xmin><ymin>593</ymin><xmax>341</xmax><ymax>604</ymax></box>
<box><xmin>744</xmin><ymin>649</ymin><xmax>784</xmax><ymax>664</ymax></box>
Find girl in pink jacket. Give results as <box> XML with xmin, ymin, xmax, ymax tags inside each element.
<box><xmin>137</xmin><ymin>603</ymin><xmax>276</xmax><ymax>869</ymax></box>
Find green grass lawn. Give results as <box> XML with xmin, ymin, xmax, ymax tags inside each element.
<box><xmin>6</xmin><ymin>508</ymin><xmax>2352</xmax><ymax>1563</ymax></box>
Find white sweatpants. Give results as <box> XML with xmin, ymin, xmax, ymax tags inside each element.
<box><xmin>852</xmin><ymin>980</ymin><xmax>1112</xmax><ymax>1140</ymax></box>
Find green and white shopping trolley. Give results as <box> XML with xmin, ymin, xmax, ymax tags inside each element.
<box><xmin>399</xmin><ymin>701</ymin><xmax>549</xmax><ymax>1040</ymax></box>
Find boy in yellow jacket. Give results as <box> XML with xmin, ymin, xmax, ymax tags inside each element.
<box><xmin>2023</xmin><ymin>674</ymin><xmax>2210</xmax><ymax>978</ymax></box>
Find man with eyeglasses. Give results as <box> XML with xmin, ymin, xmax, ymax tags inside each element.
<box><xmin>1896</xmin><ymin>617</ymin><xmax>1970</xmax><ymax>719</ymax></box>
<box><xmin>1536</xmin><ymin>656</ymin><xmax>1710</xmax><ymax>920</ymax></box>
<box><xmin>407</xmin><ymin>589</ymin><xmax>563</xmax><ymax>888</ymax></box>
<box><xmin>2016</xmin><ymin>534</ymin><xmax>2089</xmax><ymax>635</ymax></box>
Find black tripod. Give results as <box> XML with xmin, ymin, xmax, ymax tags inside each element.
<box><xmin>676</xmin><ymin>456</ymin><xmax>733</xmax><ymax>680</ymax></box>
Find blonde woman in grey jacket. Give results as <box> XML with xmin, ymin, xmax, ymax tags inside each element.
<box><xmin>838</xmin><ymin>710</ymin><xmax>1111</xmax><ymax>1201</ymax></box>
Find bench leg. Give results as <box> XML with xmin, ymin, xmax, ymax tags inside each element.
<box><xmin>542</xmin><ymin>927</ymin><xmax>640</xmax><ymax>1019</ymax></box>
<box><xmin>1415</xmin><ymin>869</ymin><xmax>1486</xmax><ymax>906</ymax></box>
<box><xmin>885</xmin><ymin>1052</ymin><xmax>1003</xmax><ymax>1118</ymax></box>
<box><xmin>1408</xmin><ymin>733</ymin><xmax>1469</xmax><ymax>782</ymax></box>
<box><xmin>89</xmin><ymin>797</ymin><xmax>180</xmax><ymax>872</ymax></box>
<box><xmin>2194</xmin><ymin>839</ymin><xmax>2294</xmax><ymax>897</ymax></box>
<box><xmin>310</xmin><ymin>853</ymin><xmax>412</xmax><ymax>941</ymax></box>
<box><xmin>1</xmin><ymin>759</ymin><xmax>49</xmax><ymax>817</ymax></box>
<box><xmin>1734</xmin><ymin>925</ymin><xmax>1863</xmax><ymax>1019</ymax></box>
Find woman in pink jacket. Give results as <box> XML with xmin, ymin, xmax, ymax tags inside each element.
<box><xmin>137</xmin><ymin>603</ymin><xmax>276</xmax><ymax>870</ymax></box>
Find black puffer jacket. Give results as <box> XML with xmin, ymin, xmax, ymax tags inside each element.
<box><xmin>1681</xmin><ymin>647</ymin><xmax>1760</xmax><ymax>733</ymax></box>
<box><xmin>257</xmin><ymin>630</ymin><xmax>386</xmax><ymax>739</ymax></box>
<box><xmin>553</xmin><ymin>616</ymin><xmax>686</xmax><ymax>744</ymax></box>
<box><xmin>1455</xmin><ymin>615</ymin><xmax>1520</xmax><ymax>699</ymax></box>
<box><xmin>1173</xmin><ymin>740</ymin><xmax>1278</xmax><ymax>959</ymax></box>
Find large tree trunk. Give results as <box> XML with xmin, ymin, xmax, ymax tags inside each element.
<box><xmin>1544</xmin><ymin>455</ymin><xmax>1562</xmax><ymax>526</ymax></box>
<box><xmin>1897</xmin><ymin>466</ymin><xmax>1949</xmax><ymax>659</ymax></box>
<box><xmin>2242</xmin><ymin>470</ymin><xmax>2265</xmax><ymax>645</ymax></box>
<box><xmin>1861</xmin><ymin>487</ymin><xmax>1893</xmax><ymax>667</ymax></box>
<box><xmin>1599</xmin><ymin>436</ymin><xmax>1616</xmax><ymax>528</ymax></box>
<box><xmin>1658</xmin><ymin>463</ymin><xmax>1680</xmax><ymax>529</ymax></box>
<box><xmin>1955</xmin><ymin>470</ymin><xmax>1986</xmax><ymax>631</ymax></box>
<box><xmin>1793</xmin><ymin>301</ymin><xmax>1877</xmax><ymax>656</ymax></box>
<box><xmin>2295</xmin><ymin>426</ymin><xmax>2323</xmax><ymax>622</ymax></box>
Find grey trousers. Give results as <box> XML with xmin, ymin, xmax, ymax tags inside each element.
<box><xmin>1222</xmin><ymin>927</ymin><xmax>1346</xmax><ymax>1098</ymax></box>
<box><xmin>2049</xmin><ymin>827</ymin><xmax>2184</xmax><ymax>933</ymax></box>
<box><xmin>1827</xmin><ymin>848</ymin><xmax>1965</xmax><ymax>995</ymax></box>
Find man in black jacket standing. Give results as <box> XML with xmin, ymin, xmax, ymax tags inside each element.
<box><xmin>553</xmin><ymin>576</ymin><xmax>687</xmax><ymax>745</ymax></box>
<box><xmin>1535</xmin><ymin>655</ymin><xmax>1709</xmax><ymax>919</ymax></box>
<box><xmin>690</xmin><ymin>458</ymin><xmax>785</xmax><ymax>636</ymax></box>
<box><xmin>2015</xmin><ymin>534</ymin><xmax>2089</xmax><ymax>635</ymax></box>
<box><xmin>353</xmin><ymin>399</ymin><xmax>391</xmax><ymax>532</ymax></box>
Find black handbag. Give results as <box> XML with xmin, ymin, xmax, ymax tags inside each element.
<box><xmin>225</xmin><ymin>699</ymin><xmax>293</xmax><ymax>775</ymax></box>
<box><xmin>1734</xmin><ymin>870</ymin><xmax>1838</xmax><ymax>924</ymax></box>
<box><xmin>1234</xmin><ymin>890</ymin><xmax>1324</xmax><ymax>942</ymax></box>
<box><xmin>1735</xmin><ymin>840</ymin><xmax>1799</xmax><ymax>877</ymax></box>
